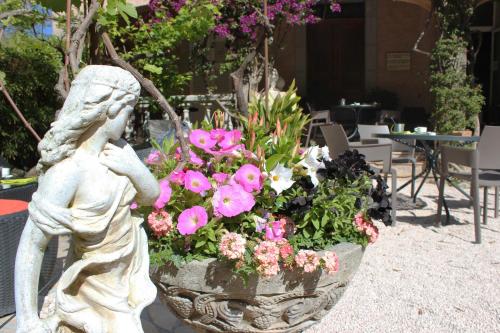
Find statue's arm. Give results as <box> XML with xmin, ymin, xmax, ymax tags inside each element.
<box><xmin>15</xmin><ymin>162</ymin><xmax>79</xmax><ymax>332</ymax></box>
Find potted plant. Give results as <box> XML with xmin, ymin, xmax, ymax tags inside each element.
<box><xmin>138</xmin><ymin>86</ymin><xmax>391</xmax><ymax>333</ymax></box>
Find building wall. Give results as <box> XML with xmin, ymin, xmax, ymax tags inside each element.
<box><xmin>375</xmin><ymin>0</ymin><xmax>439</xmax><ymax>113</ymax></box>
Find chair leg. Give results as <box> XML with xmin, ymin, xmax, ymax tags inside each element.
<box><xmin>436</xmin><ymin>169</ymin><xmax>446</xmax><ymax>225</ymax></box>
<box><xmin>410</xmin><ymin>160</ymin><xmax>416</xmax><ymax>198</ymax></box>
<box><xmin>495</xmin><ymin>187</ymin><xmax>499</xmax><ymax>219</ymax></box>
<box><xmin>483</xmin><ymin>187</ymin><xmax>488</xmax><ymax>225</ymax></box>
<box><xmin>305</xmin><ymin>124</ymin><xmax>313</xmax><ymax>148</ymax></box>
<box><xmin>472</xmin><ymin>171</ymin><xmax>481</xmax><ymax>243</ymax></box>
<box><xmin>390</xmin><ymin>169</ymin><xmax>397</xmax><ymax>226</ymax></box>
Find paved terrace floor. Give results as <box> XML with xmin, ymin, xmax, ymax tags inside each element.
<box><xmin>1</xmin><ymin>180</ymin><xmax>499</xmax><ymax>333</ymax></box>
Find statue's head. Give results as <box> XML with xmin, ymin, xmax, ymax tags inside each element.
<box><xmin>37</xmin><ymin>65</ymin><xmax>141</xmax><ymax>172</ymax></box>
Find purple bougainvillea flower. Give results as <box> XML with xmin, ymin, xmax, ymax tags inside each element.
<box><xmin>331</xmin><ymin>3</ymin><xmax>342</xmax><ymax>13</ymax></box>
<box><xmin>153</xmin><ymin>179</ymin><xmax>172</xmax><ymax>210</ymax></box>
<box><xmin>189</xmin><ymin>129</ymin><xmax>217</xmax><ymax>149</ymax></box>
<box><xmin>177</xmin><ymin>206</ymin><xmax>208</xmax><ymax>235</ymax></box>
<box><xmin>234</xmin><ymin>164</ymin><xmax>263</xmax><ymax>193</ymax></box>
<box><xmin>184</xmin><ymin>170</ymin><xmax>211</xmax><ymax>194</ymax></box>
<box><xmin>212</xmin><ymin>184</ymin><xmax>255</xmax><ymax>217</ymax></box>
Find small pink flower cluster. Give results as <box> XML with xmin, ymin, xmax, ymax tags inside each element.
<box><xmin>354</xmin><ymin>213</ymin><xmax>379</xmax><ymax>244</ymax></box>
<box><xmin>147</xmin><ymin>210</ymin><xmax>173</xmax><ymax>238</ymax></box>
<box><xmin>254</xmin><ymin>241</ymin><xmax>280</xmax><ymax>277</ymax></box>
<box><xmin>295</xmin><ymin>250</ymin><xmax>320</xmax><ymax>273</ymax></box>
<box><xmin>219</xmin><ymin>232</ymin><xmax>246</xmax><ymax>260</ymax></box>
<box><xmin>322</xmin><ymin>251</ymin><xmax>339</xmax><ymax>275</ymax></box>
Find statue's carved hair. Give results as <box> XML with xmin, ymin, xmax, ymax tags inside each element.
<box><xmin>37</xmin><ymin>66</ymin><xmax>140</xmax><ymax>173</ymax></box>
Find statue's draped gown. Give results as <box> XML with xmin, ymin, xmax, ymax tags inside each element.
<box><xmin>29</xmin><ymin>167</ymin><xmax>156</xmax><ymax>333</ymax></box>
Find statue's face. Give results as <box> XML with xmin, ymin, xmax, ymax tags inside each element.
<box><xmin>105</xmin><ymin>103</ymin><xmax>134</xmax><ymax>141</ymax></box>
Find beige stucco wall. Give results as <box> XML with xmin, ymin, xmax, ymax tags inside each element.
<box><xmin>375</xmin><ymin>0</ymin><xmax>439</xmax><ymax>113</ymax></box>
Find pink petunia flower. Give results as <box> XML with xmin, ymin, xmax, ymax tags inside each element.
<box><xmin>322</xmin><ymin>251</ymin><xmax>339</xmax><ymax>275</ymax></box>
<box><xmin>130</xmin><ymin>201</ymin><xmax>138</xmax><ymax>210</ymax></box>
<box><xmin>169</xmin><ymin>170</ymin><xmax>186</xmax><ymax>185</ymax></box>
<box><xmin>212</xmin><ymin>184</ymin><xmax>255</xmax><ymax>217</ymax></box>
<box><xmin>153</xmin><ymin>179</ymin><xmax>172</xmax><ymax>210</ymax></box>
<box><xmin>177</xmin><ymin>206</ymin><xmax>208</xmax><ymax>235</ymax></box>
<box><xmin>295</xmin><ymin>250</ymin><xmax>320</xmax><ymax>273</ymax></box>
<box><xmin>184</xmin><ymin>170</ymin><xmax>211</xmax><ymax>194</ymax></box>
<box><xmin>219</xmin><ymin>232</ymin><xmax>246</xmax><ymax>260</ymax></box>
<box><xmin>189</xmin><ymin>129</ymin><xmax>217</xmax><ymax>149</ymax></box>
<box><xmin>218</xmin><ymin>130</ymin><xmax>242</xmax><ymax>149</ymax></box>
<box><xmin>175</xmin><ymin>147</ymin><xmax>205</xmax><ymax>166</ymax></box>
<box><xmin>212</xmin><ymin>172</ymin><xmax>229</xmax><ymax>186</ymax></box>
<box><xmin>148</xmin><ymin>210</ymin><xmax>173</xmax><ymax>238</ymax></box>
<box><xmin>265</xmin><ymin>219</ymin><xmax>286</xmax><ymax>241</ymax></box>
<box><xmin>234</xmin><ymin>164</ymin><xmax>263</xmax><ymax>193</ymax></box>
<box><xmin>210</xmin><ymin>129</ymin><xmax>226</xmax><ymax>142</ymax></box>
<box><xmin>146</xmin><ymin>150</ymin><xmax>162</xmax><ymax>165</ymax></box>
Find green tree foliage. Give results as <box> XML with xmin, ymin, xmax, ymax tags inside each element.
<box><xmin>100</xmin><ymin>0</ymin><xmax>218</xmax><ymax>106</ymax></box>
<box><xmin>430</xmin><ymin>36</ymin><xmax>484</xmax><ymax>133</ymax></box>
<box><xmin>0</xmin><ymin>33</ymin><xmax>62</xmax><ymax>168</ymax></box>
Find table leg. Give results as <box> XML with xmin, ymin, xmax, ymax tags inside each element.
<box><xmin>431</xmin><ymin>166</ymin><xmax>450</xmax><ymax>224</ymax></box>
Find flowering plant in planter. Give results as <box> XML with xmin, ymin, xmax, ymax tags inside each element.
<box><xmin>140</xmin><ymin>85</ymin><xmax>390</xmax><ymax>279</ymax></box>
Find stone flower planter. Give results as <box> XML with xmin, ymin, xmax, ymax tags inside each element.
<box><xmin>151</xmin><ymin>242</ymin><xmax>363</xmax><ymax>333</ymax></box>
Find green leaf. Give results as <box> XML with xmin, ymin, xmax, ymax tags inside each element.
<box><xmin>321</xmin><ymin>214</ymin><xmax>329</xmax><ymax>227</ymax></box>
<box><xmin>312</xmin><ymin>218</ymin><xmax>320</xmax><ymax>230</ymax></box>
<box><xmin>118</xmin><ymin>2</ymin><xmax>138</xmax><ymax>19</ymax></box>
<box><xmin>207</xmin><ymin>229</ymin><xmax>217</xmax><ymax>242</ymax></box>
<box><xmin>39</xmin><ymin>0</ymin><xmax>82</xmax><ymax>12</ymax></box>
<box><xmin>144</xmin><ymin>64</ymin><xmax>163</xmax><ymax>75</ymax></box>
<box><xmin>0</xmin><ymin>71</ymin><xmax>5</xmax><ymax>83</ymax></box>
<box><xmin>195</xmin><ymin>239</ymin><xmax>206</xmax><ymax>248</ymax></box>
<box><xmin>265</xmin><ymin>154</ymin><xmax>285</xmax><ymax>172</ymax></box>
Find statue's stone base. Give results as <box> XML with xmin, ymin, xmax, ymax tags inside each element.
<box><xmin>152</xmin><ymin>243</ymin><xmax>363</xmax><ymax>333</ymax></box>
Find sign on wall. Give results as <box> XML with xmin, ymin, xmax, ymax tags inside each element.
<box><xmin>386</xmin><ymin>52</ymin><xmax>411</xmax><ymax>71</ymax></box>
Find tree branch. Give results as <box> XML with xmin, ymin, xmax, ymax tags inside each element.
<box><xmin>0</xmin><ymin>80</ymin><xmax>41</xmax><ymax>142</ymax></box>
<box><xmin>0</xmin><ymin>8</ymin><xmax>30</xmax><ymax>20</ymax></box>
<box><xmin>68</xmin><ymin>0</ymin><xmax>99</xmax><ymax>74</ymax></box>
<box><xmin>101</xmin><ymin>32</ymin><xmax>190</xmax><ymax>164</ymax></box>
<box><xmin>412</xmin><ymin>7</ymin><xmax>435</xmax><ymax>57</ymax></box>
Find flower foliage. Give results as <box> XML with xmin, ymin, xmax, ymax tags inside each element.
<box><xmin>141</xmin><ymin>85</ymin><xmax>389</xmax><ymax>278</ymax></box>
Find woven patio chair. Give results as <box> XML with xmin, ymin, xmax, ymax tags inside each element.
<box><xmin>321</xmin><ymin>124</ymin><xmax>398</xmax><ymax>225</ymax></box>
<box><xmin>358</xmin><ymin>124</ymin><xmax>417</xmax><ymax>197</ymax></box>
<box><xmin>0</xmin><ymin>184</ymin><xmax>58</xmax><ymax>316</ymax></box>
<box><xmin>437</xmin><ymin>126</ymin><xmax>500</xmax><ymax>244</ymax></box>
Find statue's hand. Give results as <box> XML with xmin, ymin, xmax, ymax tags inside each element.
<box><xmin>100</xmin><ymin>142</ymin><xmax>145</xmax><ymax>177</ymax></box>
<box><xmin>17</xmin><ymin>318</ymin><xmax>52</xmax><ymax>333</ymax></box>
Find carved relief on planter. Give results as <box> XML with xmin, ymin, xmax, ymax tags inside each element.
<box><xmin>152</xmin><ymin>242</ymin><xmax>363</xmax><ymax>333</ymax></box>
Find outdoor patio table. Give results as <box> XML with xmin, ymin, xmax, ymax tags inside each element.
<box><xmin>374</xmin><ymin>133</ymin><xmax>480</xmax><ymax>223</ymax></box>
<box><xmin>334</xmin><ymin>104</ymin><xmax>379</xmax><ymax>139</ymax></box>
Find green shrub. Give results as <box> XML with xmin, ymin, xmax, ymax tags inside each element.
<box><xmin>430</xmin><ymin>35</ymin><xmax>484</xmax><ymax>134</ymax></box>
<box><xmin>0</xmin><ymin>33</ymin><xmax>61</xmax><ymax>169</ymax></box>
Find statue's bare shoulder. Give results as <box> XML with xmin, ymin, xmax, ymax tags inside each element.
<box><xmin>37</xmin><ymin>158</ymin><xmax>81</xmax><ymax>207</ymax></box>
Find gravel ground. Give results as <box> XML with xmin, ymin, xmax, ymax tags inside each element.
<box><xmin>305</xmin><ymin>183</ymin><xmax>500</xmax><ymax>333</ymax></box>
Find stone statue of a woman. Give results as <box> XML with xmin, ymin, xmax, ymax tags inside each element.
<box><xmin>15</xmin><ymin>65</ymin><xmax>160</xmax><ymax>333</ymax></box>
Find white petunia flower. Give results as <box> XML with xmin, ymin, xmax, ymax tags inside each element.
<box><xmin>299</xmin><ymin>146</ymin><xmax>326</xmax><ymax>187</ymax></box>
<box><xmin>269</xmin><ymin>163</ymin><xmax>295</xmax><ymax>194</ymax></box>
<box><xmin>321</xmin><ymin>146</ymin><xmax>332</xmax><ymax>162</ymax></box>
